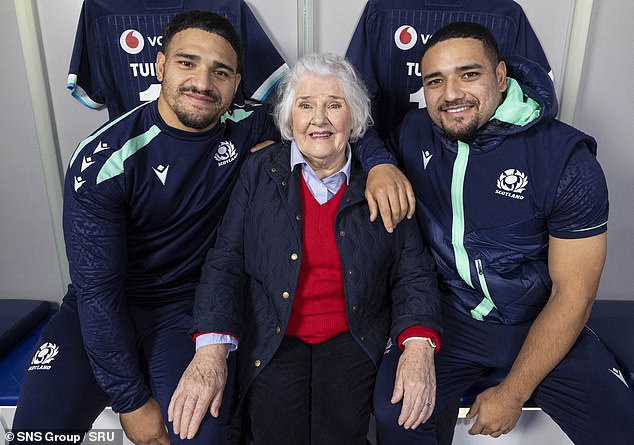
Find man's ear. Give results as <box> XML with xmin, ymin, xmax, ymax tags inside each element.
<box><xmin>156</xmin><ymin>51</ymin><xmax>166</xmax><ymax>82</ymax></box>
<box><xmin>496</xmin><ymin>60</ymin><xmax>507</xmax><ymax>93</ymax></box>
<box><xmin>234</xmin><ymin>73</ymin><xmax>242</xmax><ymax>95</ymax></box>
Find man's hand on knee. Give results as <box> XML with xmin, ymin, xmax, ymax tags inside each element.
<box><xmin>466</xmin><ymin>384</ymin><xmax>523</xmax><ymax>438</ymax></box>
<box><xmin>119</xmin><ymin>397</ymin><xmax>169</xmax><ymax>445</ymax></box>
<box><xmin>168</xmin><ymin>344</ymin><xmax>230</xmax><ymax>440</ymax></box>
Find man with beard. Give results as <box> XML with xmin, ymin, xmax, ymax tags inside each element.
<box><xmin>373</xmin><ymin>22</ymin><xmax>634</xmax><ymax>444</ymax></box>
<box><xmin>11</xmin><ymin>11</ymin><xmax>412</xmax><ymax>445</ymax></box>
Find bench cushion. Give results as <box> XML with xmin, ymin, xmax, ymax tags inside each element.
<box><xmin>0</xmin><ymin>299</ymin><xmax>50</xmax><ymax>357</ymax></box>
<box><xmin>0</xmin><ymin>299</ymin><xmax>52</xmax><ymax>405</ymax></box>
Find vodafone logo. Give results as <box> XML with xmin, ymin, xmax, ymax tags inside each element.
<box><xmin>120</xmin><ymin>29</ymin><xmax>145</xmax><ymax>54</ymax></box>
<box><xmin>394</xmin><ymin>25</ymin><xmax>418</xmax><ymax>50</ymax></box>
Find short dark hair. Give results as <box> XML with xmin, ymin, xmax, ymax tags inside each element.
<box><xmin>421</xmin><ymin>22</ymin><xmax>500</xmax><ymax>68</ymax></box>
<box><xmin>161</xmin><ymin>10</ymin><xmax>244</xmax><ymax>69</ymax></box>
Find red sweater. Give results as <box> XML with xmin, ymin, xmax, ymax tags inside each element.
<box><xmin>285</xmin><ymin>175</ymin><xmax>349</xmax><ymax>344</ymax></box>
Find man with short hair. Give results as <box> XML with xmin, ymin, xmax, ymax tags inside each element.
<box><xmin>12</xmin><ymin>11</ymin><xmax>412</xmax><ymax>445</ymax></box>
<box><xmin>374</xmin><ymin>21</ymin><xmax>634</xmax><ymax>444</ymax></box>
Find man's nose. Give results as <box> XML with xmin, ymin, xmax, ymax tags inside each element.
<box><xmin>443</xmin><ymin>78</ymin><xmax>464</xmax><ymax>102</ymax></box>
<box><xmin>190</xmin><ymin>68</ymin><xmax>215</xmax><ymax>92</ymax></box>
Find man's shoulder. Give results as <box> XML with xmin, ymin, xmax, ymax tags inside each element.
<box><xmin>67</xmin><ymin>104</ymin><xmax>158</xmax><ymax>192</ymax></box>
<box><xmin>399</xmin><ymin>108</ymin><xmax>434</xmax><ymax>139</ymax></box>
<box><xmin>521</xmin><ymin>117</ymin><xmax>597</xmax><ymax>157</ymax></box>
<box><xmin>222</xmin><ymin>102</ymin><xmax>270</xmax><ymax>127</ymax></box>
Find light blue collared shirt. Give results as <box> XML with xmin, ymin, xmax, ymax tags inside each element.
<box><xmin>290</xmin><ymin>140</ymin><xmax>351</xmax><ymax>204</ymax></box>
<box><xmin>196</xmin><ymin>141</ymin><xmax>352</xmax><ymax>352</ymax></box>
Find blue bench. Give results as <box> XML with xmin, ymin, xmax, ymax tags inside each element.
<box><xmin>458</xmin><ymin>299</ymin><xmax>634</xmax><ymax>408</ymax></box>
<box><xmin>0</xmin><ymin>300</ymin><xmax>53</xmax><ymax>406</ymax></box>
<box><xmin>1</xmin><ymin>300</ymin><xmax>632</xmax><ymax>408</ymax></box>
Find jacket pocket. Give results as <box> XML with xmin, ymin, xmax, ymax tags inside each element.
<box><xmin>470</xmin><ymin>258</ymin><xmax>497</xmax><ymax>321</ymax></box>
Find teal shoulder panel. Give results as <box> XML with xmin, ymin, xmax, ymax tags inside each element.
<box><xmin>96</xmin><ymin>125</ymin><xmax>162</xmax><ymax>184</ymax></box>
<box><xmin>68</xmin><ymin>102</ymin><xmax>150</xmax><ymax>169</ymax></box>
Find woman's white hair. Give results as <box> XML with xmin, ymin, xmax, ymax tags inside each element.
<box><xmin>273</xmin><ymin>53</ymin><xmax>373</xmax><ymax>143</ymax></box>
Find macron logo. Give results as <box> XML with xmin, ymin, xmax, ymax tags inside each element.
<box><xmin>93</xmin><ymin>141</ymin><xmax>110</xmax><ymax>154</ymax></box>
<box><xmin>610</xmin><ymin>367</ymin><xmax>630</xmax><ymax>388</ymax></box>
<box><xmin>81</xmin><ymin>156</ymin><xmax>96</xmax><ymax>172</ymax></box>
<box><xmin>384</xmin><ymin>338</ymin><xmax>393</xmax><ymax>355</ymax></box>
<box><xmin>422</xmin><ymin>150</ymin><xmax>433</xmax><ymax>169</ymax></box>
<box><xmin>152</xmin><ymin>164</ymin><xmax>169</xmax><ymax>185</ymax></box>
<box><xmin>74</xmin><ymin>176</ymin><xmax>86</xmax><ymax>192</ymax></box>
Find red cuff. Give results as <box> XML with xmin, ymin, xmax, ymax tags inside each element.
<box><xmin>192</xmin><ymin>332</ymin><xmax>240</xmax><ymax>343</ymax></box>
<box><xmin>397</xmin><ymin>326</ymin><xmax>440</xmax><ymax>352</ymax></box>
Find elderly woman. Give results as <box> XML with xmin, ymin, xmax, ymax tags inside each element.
<box><xmin>176</xmin><ymin>53</ymin><xmax>441</xmax><ymax>444</ymax></box>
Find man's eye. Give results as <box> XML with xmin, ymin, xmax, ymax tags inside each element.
<box><xmin>463</xmin><ymin>72</ymin><xmax>479</xmax><ymax>79</ymax></box>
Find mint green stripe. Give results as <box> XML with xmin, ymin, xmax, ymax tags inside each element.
<box><xmin>220</xmin><ymin>108</ymin><xmax>253</xmax><ymax>124</ymax></box>
<box><xmin>570</xmin><ymin>221</ymin><xmax>608</xmax><ymax>232</ymax></box>
<box><xmin>96</xmin><ymin>125</ymin><xmax>161</xmax><ymax>184</ymax></box>
<box><xmin>470</xmin><ymin>259</ymin><xmax>497</xmax><ymax>320</ymax></box>
<box><xmin>451</xmin><ymin>141</ymin><xmax>473</xmax><ymax>288</ymax></box>
<box><xmin>69</xmin><ymin>102</ymin><xmax>150</xmax><ymax>169</ymax></box>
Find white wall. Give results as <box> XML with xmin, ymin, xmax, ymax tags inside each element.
<box><xmin>574</xmin><ymin>0</ymin><xmax>634</xmax><ymax>300</ymax></box>
<box><xmin>0</xmin><ymin>0</ymin><xmax>66</xmax><ymax>301</ymax></box>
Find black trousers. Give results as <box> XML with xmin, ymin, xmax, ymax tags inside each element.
<box><xmin>245</xmin><ymin>331</ymin><xmax>376</xmax><ymax>445</ymax></box>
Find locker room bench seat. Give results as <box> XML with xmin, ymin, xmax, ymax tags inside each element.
<box><xmin>2</xmin><ymin>300</ymin><xmax>632</xmax><ymax>413</ymax></box>
<box><xmin>458</xmin><ymin>299</ymin><xmax>634</xmax><ymax>410</ymax></box>
<box><xmin>0</xmin><ymin>299</ymin><xmax>53</xmax><ymax>406</ymax></box>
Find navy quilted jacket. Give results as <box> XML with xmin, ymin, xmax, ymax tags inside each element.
<box><xmin>193</xmin><ymin>142</ymin><xmax>441</xmax><ymax>400</ymax></box>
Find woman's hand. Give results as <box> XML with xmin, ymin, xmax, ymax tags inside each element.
<box><xmin>391</xmin><ymin>340</ymin><xmax>436</xmax><ymax>429</ymax></box>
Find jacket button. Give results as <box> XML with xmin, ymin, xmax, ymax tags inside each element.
<box><xmin>347</xmin><ymin>269</ymin><xmax>353</xmax><ymax>276</ymax></box>
<box><xmin>255</xmin><ymin>359</ymin><xmax>261</xmax><ymax>367</ymax></box>
<box><xmin>352</xmin><ymin>305</ymin><xmax>357</xmax><ymax>311</ymax></box>
<box><xmin>290</xmin><ymin>253</ymin><xmax>299</xmax><ymax>261</ymax></box>
<box><xmin>281</xmin><ymin>180</ymin><xmax>287</xmax><ymax>187</ymax></box>
<box><xmin>282</xmin><ymin>291</ymin><xmax>290</xmax><ymax>299</ymax></box>
<box><xmin>360</xmin><ymin>336</ymin><xmax>365</xmax><ymax>341</ymax></box>
<box><xmin>295</xmin><ymin>214</ymin><xmax>301</xmax><ymax>221</ymax></box>
<box><xmin>275</xmin><ymin>326</ymin><xmax>281</xmax><ymax>334</ymax></box>
<box><xmin>271</xmin><ymin>167</ymin><xmax>277</xmax><ymax>173</ymax></box>
<box><xmin>339</xmin><ymin>230</ymin><xmax>345</xmax><ymax>237</ymax></box>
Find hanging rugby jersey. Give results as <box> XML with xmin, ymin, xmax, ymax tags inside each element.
<box><xmin>346</xmin><ymin>0</ymin><xmax>552</xmax><ymax>137</ymax></box>
<box><xmin>68</xmin><ymin>0</ymin><xmax>288</xmax><ymax>118</ymax></box>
